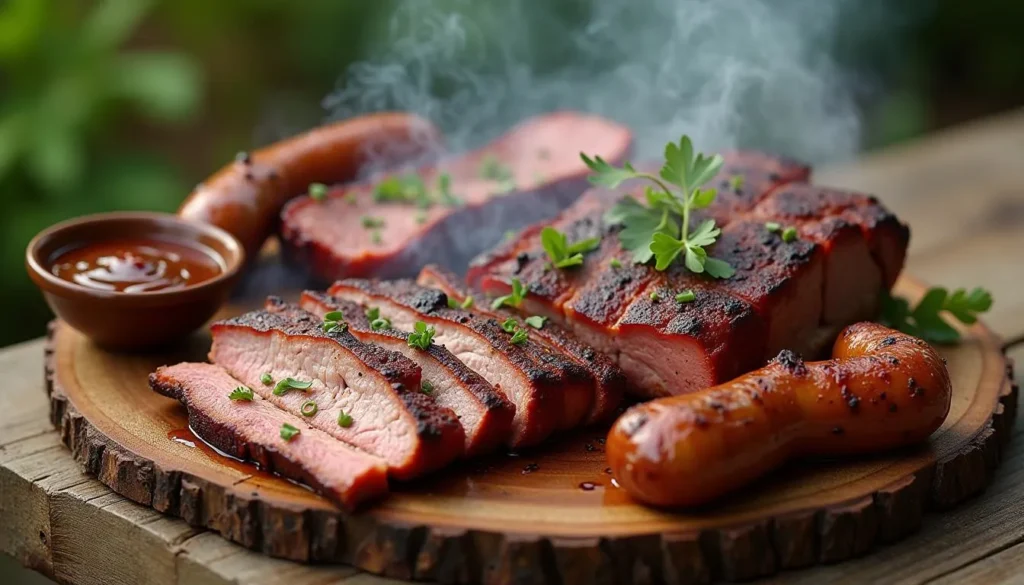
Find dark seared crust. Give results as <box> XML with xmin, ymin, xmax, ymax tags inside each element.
<box><xmin>564</xmin><ymin>242</ymin><xmax>654</xmax><ymax>328</ymax></box>
<box><xmin>416</xmin><ymin>264</ymin><xmax>468</xmax><ymax>299</ymax></box>
<box><xmin>697</xmin><ymin>167</ymin><xmax>795</xmax><ymax>226</ymax></box>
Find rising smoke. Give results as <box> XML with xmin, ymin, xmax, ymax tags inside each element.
<box><xmin>323</xmin><ymin>0</ymin><xmax>916</xmax><ymax>165</ymax></box>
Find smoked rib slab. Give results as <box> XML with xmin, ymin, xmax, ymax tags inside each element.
<box><xmin>208</xmin><ymin>298</ymin><xmax>465</xmax><ymax>479</ymax></box>
<box><xmin>327</xmin><ymin>279</ymin><xmax>592</xmax><ymax>447</ymax></box>
<box><xmin>281</xmin><ymin>112</ymin><xmax>633</xmax><ymax>282</ymax></box>
<box><xmin>150</xmin><ymin>362</ymin><xmax>389</xmax><ymax>510</ymax></box>
<box><xmin>468</xmin><ymin>156</ymin><xmax>910</xmax><ymax>398</ymax></box>
<box><xmin>299</xmin><ymin>290</ymin><xmax>515</xmax><ymax>456</ymax></box>
<box><xmin>417</xmin><ymin>264</ymin><xmax>626</xmax><ymax>423</ymax></box>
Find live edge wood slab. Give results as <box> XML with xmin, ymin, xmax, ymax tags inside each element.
<box><xmin>39</xmin><ymin>274</ymin><xmax>1016</xmax><ymax>585</ymax></box>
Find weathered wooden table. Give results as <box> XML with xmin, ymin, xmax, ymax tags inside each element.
<box><xmin>3</xmin><ymin>110</ymin><xmax>1024</xmax><ymax>585</ymax></box>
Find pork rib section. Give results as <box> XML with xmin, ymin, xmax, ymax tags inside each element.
<box><xmin>209</xmin><ymin>298</ymin><xmax>465</xmax><ymax>479</ymax></box>
<box><xmin>150</xmin><ymin>362</ymin><xmax>388</xmax><ymax>509</ymax></box>
<box><xmin>327</xmin><ymin>279</ymin><xmax>591</xmax><ymax>447</ymax></box>
<box><xmin>299</xmin><ymin>290</ymin><xmax>515</xmax><ymax>456</ymax></box>
<box><xmin>281</xmin><ymin>112</ymin><xmax>633</xmax><ymax>282</ymax></box>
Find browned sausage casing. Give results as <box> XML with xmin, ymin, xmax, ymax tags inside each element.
<box><xmin>606</xmin><ymin>322</ymin><xmax>952</xmax><ymax>507</ymax></box>
<box><xmin>179</xmin><ymin>112</ymin><xmax>441</xmax><ymax>257</ymax></box>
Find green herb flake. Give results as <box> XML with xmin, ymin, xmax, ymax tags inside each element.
<box><xmin>509</xmin><ymin>327</ymin><xmax>528</xmax><ymax>345</ymax></box>
<box><xmin>649</xmin><ymin>290</ymin><xmax>661</xmax><ymax>301</ymax></box>
<box><xmin>728</xmin><ymin>175</ymin><xmax>745</xmax><ymax>190</ymax></box>
<box><xmin>370</xmin><ymin>318</ymin><xmax>391</xmax><ymax>331</ymax></box>
<box><xmin>609</xmin><ymin>257</ymin><xmax>622</xmax><ymax>269</ymax></box>
<box><xmin>500</xmin><ymin>317</ymin><xmax>518</xmax><ymax>333</ymax></box>
<box><xmin>479</xmin><ymin>155</ymin><xmax>513</xmax><ymax>182</ymax></box>
<box><xmin>280</xmin><ymin>423</ymin><xmax>300</xmax><ymax>441</ymax></box>
<box><xmin>260</xmin><ymin>372</ymin><xmax>273</xmax><ymax>385</ymax></box>
<box><xmin>436</xmin><ymin>173</ymin><xmax>461</xmax><ymax>206</ymax></box>
<box><xmin>421</xmin><ymin>380</ymin><xmax>434</xmax><ymax>395</ymax></box>
<box><xmin>407</xmin><ymin>321</ymin><xmax>436</xmax><ymax>350</ymax></box>
<box><xmin>491</xmin><ymin>278</ymin><xmax>527</xmax><ymax>309</ymax></box>
<box><xmin>764</xmin><ymin>222</ymin><xmax>782</xmax><ymax>233</ymax></box>
<box><xmin>361</xmin><ymin>215</ymin><xmax>385</xmax><ymax>229</ymax></box>
<box><xmin>273</xmin><ymin>377</ymin><xmax>313</xmax><ymax>396</ymax></box>
<box><xmin>540</xmin><ymin>226</ymin><xmax>601</xmax><ymax>269</ymax></box>
<box><xmin>584</xmin><ymin>135</ymin><xmax>734</xmax><ymax>278</ymax></box>
<box><xmin>309</xmin><ymin>182</ymin><xmax>328</xmax><ymax>202</ymax></box>
<box><xmin>781</xmin><ymin>227</ymin><xmax>798</xmax><ymax>243</ymax></box>
<box><xmin>675</xmin><ymin>290</ymin><xmax>696</xmax><ymax>303</ymax></box>
<box><xmin>337</xmin><ymin>410</ymin><xmax>354</xmax><ymax>428</ymax></box>
<box><xmin>524</xmin><ymin>315</ymin><xmax>547</xmax><ymax>329</ymax></box>
<box><xmin>460</xmin><ymin>295</ymin><xmax>474</xmax><ymax>309</ymax></box>
<box><xmin>228</xmin><ymin>386</ymin><xmax>254</xmax><ymax>401</ymax></box>
<box><xmin>370</xmin><ymin>230</ymin><xmax>383</xmax><ymax>245</ymax></box>
<box><xmin>300</xmin><ymin>400</ymin><xmax>318</xmax><ymax>417</ymax></box>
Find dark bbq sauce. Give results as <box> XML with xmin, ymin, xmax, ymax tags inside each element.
<box><xmin>50</xmin><ymin>238</ymin><xmax>223</xmax><ymax>293</ymax></box>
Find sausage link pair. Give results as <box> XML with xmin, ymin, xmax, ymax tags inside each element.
<box><xmin>606</xmin><ymin>322</ymin><xmax>952</xmax><ymax>507</ymax></box>
<box><xmin>179</xmin><ymin>112</ymin><xmax>441</xmax><ymax>258</ymax></box>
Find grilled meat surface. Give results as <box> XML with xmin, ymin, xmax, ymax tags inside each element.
<box><xmin>327</xmin><ymin>278</ymin><xmax>598</xmax><ymax>447</ymax></box>
<box><xmin>151</xmin><ymin>362</ymin><xmax>389</xmax><ymax>509</ymax></box>
<box><xmin>299</xmin><ymin>290</ymin><xmax>516</xmax><ymax>456</ymax></box>
<box><xmin>470</xmin><ymin>155</ymin><xmax>909</xmax><ymax>398</ymax></box>
<box><xmin>209</xmin><ymin>298</ymin><xmax>465</xmax><ymax>479</ymax></box>
<box><xmin>281</xmin><ymin>112</ymin><xmax>633</xmax><ymax>282</ymax></box>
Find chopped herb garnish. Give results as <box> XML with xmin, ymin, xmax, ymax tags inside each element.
<box><xmin>421</xmin><ymin>380</ymin><xmax>434</xmax><ymax>395</ymax></box>
<box><xmin>370</xmin><ymin>230</ymin><xmax>383</xmax><ymax>245</ymax></box>
<box><xmin>366</xmin><ymin>307</ymin><xmax>380</xmax><ymax>320</ymax></box>
<box><xmin>300</xmin><ymin>400</ymin><xmax>318</xmax><ymax>417</ymax></box>
<box><xmin>781</xmin><ymin>227</ymin><xmax>798</xmax><ymax>242</ymax></box>
<box><xmin>524</xmin><ymin>315</ymin><xmax>547</xmax><ymax>329</ymax></box>
<box><xmin>609</xmin><ymin>257</ymin><xmax>622</xmax><ymax>269</ymax></box>
<box><xmin>728</xmin><ymin>175</ymin><xmax>745</xmax><ymax>190</ymax></box>
<box><xmin>584</xmin><ymin>135</ymin><xmax>734</xmax><ymax>278</ymax></box>
<box><xmin>273</xmin><ymin>377</ymin><xmax>313</xmax><ymax>396</ymax></box>
<box><xmin>540</xmin><ymin>226</ymin><xmax>601</xmax><ymax>269</ymax></box>
<box><xmin>509</xmin><ymin>327</ymin><xmax>528</xmax><ymax>345</ymax></box>
<box><xmin>361</xmin><ymin>216</ymin><xmax>385</xmax><ymax>229</ymax></box>
<box><xmin>881</xmin><ymin>287</ymin><xmax>993</xmax><ymax>344</ymax></box>
<box><xmin>675</xmin><ymin>290</ymin><xmax>696</xmax><ymax>303</ymax></box>
<box><xmin>437</xmin><ymin>173</ymin><xmax>461</xmax><ymax>206</ymax></box>
<box><xmin>309</xmin><ymin>182</ymin><xmax>328</xmax><ymax>202</ymax></box>
<box><xmin>337</xmin><ymin>410</ymin><xmax>353</xmax><ymax>428</ymax></box>
<box><xmin>479</xmin><ymin>155</ymin><xmax>513</xmax><ymax>182</ymax></box>
<box><xmin>228</xmin><ymin>386</ymin><xmax>254</xmax><ymax>401</ymax></box>
<box><xmin>321</xmin><ymin>311</ymin><xmax>347</xmax><ymax>333</ymax></box>
<box><xmin>280</xmin><ymin>423</ymin><xmax>300</xmax><ymax>441</ymax></box>
<box><xmin>260</xmin><ymin>372</ymin><xmax>273</xmax><ymax>385</ymax></box>
<box><xmin>650</xmin><ymin>290</ymin><xmax>661</xmax><ymax>301</ymax></box>
<box><xmin>374</xmin><ymin>173</ymin><xmax>430</xmax><ymax>206</ymax></box>
<box><xmin>370</xmin><ymin>318</ymin><xmax>391</xmax><ymax>331</ymax></box>
<box><xmin>491</xmin><ymin>277</ymin><xmax>527</xmax><ymax>309</ymax></box>
<box><xmin>764</xmin><ymin>222</ymin><xmax>782</xmax><ymax>233</ymax></box>
<box><xmin>407</xmin><ymin>321</ymin><xmax>436</xmax><ymax>350</ymax></box>
<box><xmin>460</xmin><ymin>295</ymin><xmax>474</xmax><ymax>309</ymax></box>
<box><xmin>500</xmin><ymin>317</ymin><xmax>518</xmax><ymax>333</ymax></box>
<box><xmin>324</xmin><ymin>311</ymin><xmax>343</xmax><ymax>321</ymax></box>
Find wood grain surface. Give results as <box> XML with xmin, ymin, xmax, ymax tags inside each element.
<box><xmin>3</xmin><ymin>108</ymin><xmax>1024</xmax><ymax>585</ymax></box>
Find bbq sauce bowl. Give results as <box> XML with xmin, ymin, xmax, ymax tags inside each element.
<box><xmin>26</xmin><ymin>212</ymin><xmax>244</xmax><ymax>350</ymax></box>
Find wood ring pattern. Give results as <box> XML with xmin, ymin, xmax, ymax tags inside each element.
<box><xmin>43</xmin><ymin>279</ymin><xmax>1017</xmax><ymax>584</ymax></box>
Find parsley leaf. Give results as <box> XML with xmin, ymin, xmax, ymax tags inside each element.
<box><xmin>446</xmin><ymin>295</ymin><xmax>474</xmax><ymax>309</ymax></box>
<box><xmin>491</xmin><ymin>278</ymin><xmax>527</xmax><ymax>309</ymax></box>
<box><xmin>880</xmin><ymin>287</ymin><xmax>993</xmax><ymax>343</ymax></box>
<box><xmin>540</xmin><ymin>226</ymin><xmax>600</xmax><ymax>269</ymax></box>
<box><xmin>585</xmin><ymin>135</ymin><xmax>731</xmax><ymax>277</ymax></box>
<box><xmin>407</xmin><ymin>321</ymin><xmax>436</xmax><ymax>350</ymax></box>
<box><xmin>273</xmin><ymin>378</ymin><xmax>313</xmax><ymax>396</ymax></box>
<box><xmin>280</xmin><ymin>423</ymin><xmax>300</xmax><ymax>441</ymax></box>
<box><xmin>228</xmin><ymin>386</ymin><xmax>253</xmax><ymax>401</ymax></box>
<box><xmin>524</xmin><ymin>315</ymin><xmax>547</xmax><ymax>329</ymax></box>
<box><xmin>500</xmin><ymin>317</ymin><xmax>518</xmax><ymax>333</ymax></box>
<box><xmin>509</xmin><ymin>327</ymin><xmax>528</xmax><ymax>345</ymax></box>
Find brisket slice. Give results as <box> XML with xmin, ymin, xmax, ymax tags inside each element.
<box><xmin>299</xmin><ymin>290</ymin><xmax>515</xmax><ymax>456</ymax></box>
<box><xmin>150</xmin><ymin>362</ymin><xmax>388</xmax><ymax>509</ymax></box>
<box><xmin>280</xmin><ymin>112</ymin><xmax>632</xmax><ymax>282</ymax></box>
<box><xmin>209</xmin><ymin>298</ymin><xmax>464</xmax><ymax>479</ymax></box>
<box><xmin>417</xmin><ymin>264</ymin><xmax>626</xmax><ymax>424</ymax></box>
<box><xmin>327</xmin><ymin>279</ymin><xmax>590</xmax><ymax>447</ymax></box>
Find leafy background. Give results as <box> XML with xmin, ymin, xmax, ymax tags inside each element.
<box><xmin>1</xmin><ymin>0</ymin><xmax>1023</xmax><ymax>348</ymax></box>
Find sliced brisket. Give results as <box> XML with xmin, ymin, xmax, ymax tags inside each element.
<box><xmin>208</xmin><ymin>298</ymin><xmax>465</xmax><ymax>479</ymax></box>
<box><xmin>150</xmin><ymin>362</ymin><xmax>388</xmax><ymax>509</ymax></box>
<box><xmin>299</xmin><ymin>290</ymin><xmax>515</xmax><ymax>456</ymax></box>
<box><xmin>281</xmin><ymin>112</ymin><xmax>632</xmax><ymax>282</ymax></box>
<box><xmin>327</xmin><ymin>279</ymin><xmax>592</xmax><ymax>447</ymax></box>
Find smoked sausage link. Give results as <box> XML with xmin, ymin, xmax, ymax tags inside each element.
<box><xmin>179</xmin><ymin>112</ymin><xmax>441</xmax><ymax>258</ymax></box>
<box><xmin>606</xmin><ymin>322</ymin><xmax>952</xmax><ymax>507</ymax></box>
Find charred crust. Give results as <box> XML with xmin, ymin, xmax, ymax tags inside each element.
<box><xmin>773</xmin><ymin>350</ymin><xmax>808</xmax><ymax>376</ymax></box>
<box><xmin>879</xmin><ymin>336</ymin><xmax>898</xmax><ymax>347</ymax></box>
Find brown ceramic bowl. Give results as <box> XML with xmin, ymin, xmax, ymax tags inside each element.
<box><xmin>26</xmin><ymin>212</ymin><xmax>244</xmax><ymax>350</ymax></box>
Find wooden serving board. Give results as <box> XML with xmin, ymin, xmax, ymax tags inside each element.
<box><xmin>43</xmin><ymin>278</ymin><xmax>1017</xmax><ymax>585</ymax></box>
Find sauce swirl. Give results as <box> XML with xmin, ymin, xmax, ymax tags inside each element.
<box><xmin>50</xmin><ymin>238</ymin><xmax>223</xmax><ymax>293</ymax></box>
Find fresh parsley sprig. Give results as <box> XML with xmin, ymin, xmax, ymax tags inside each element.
<box><xmin>407</xmin><ymin>321</ymin><xmax>436</xmax><ymax>350</ymax></box>
<box><xmin>582</xmin><ymin>136</ymin><xmax>734</xmax><ymax>278</ymax></box>
<box><xmin>541</xmin><ymin>226</ymin><xmax>600</xmax><ymax>269</ymax></box>
<box><xmin>491</xmin><ymin>278</ymin><xmax>527</xmax><ymax>309</ymax></box>
<box><xmin>880</xmin><ymin>287</ymin><xmax>993</xmax><ymax>344</ymax></box>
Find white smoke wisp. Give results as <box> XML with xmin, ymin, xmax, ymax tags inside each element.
<box><xmin>323</xmin><ymin>0</ymin><xmax>902</xmax><ymax>164</ymax></box>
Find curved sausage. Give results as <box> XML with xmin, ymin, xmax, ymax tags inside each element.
<box><xmin>179</xmin><ymin>112</ymin><xmax>441</xmax><ymax>257</ymax></box>
<box><xmin>606</xmin><ymin>322</ymin><xmax>951</xmax><ymax>507</ymax></box>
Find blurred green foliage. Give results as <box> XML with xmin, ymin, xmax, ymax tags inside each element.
<box><xmin>0</xmin><ymin>0</ymin><xmax>1022</xmax><ymax>347</ymax></box>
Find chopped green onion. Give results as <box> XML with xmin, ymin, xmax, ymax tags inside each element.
<box><xmin>228</xmin><ymin>386</ymin><xmax>253</xmax><ymax>401</ymax></box>
<box><xmin>491</xmin><ymin>278</ymin><xmax>526</xmax><ymax>309</ymax></box>
<box><xmin>782</xmin><ymin>227</ymin><xmax>799</xmax><ymax>242</ymax></box>
<box><xmin>324</xmin><ymin>311</ymin><xmax>343</xmax><ymax>321</ymax></box>
<box><xmin>609</xmin><ymin>258</ymin><xmax>622</xmax><ymax>269</ymax></box>
<box><xmin>337</xmin><ymin>411</ymin><xmax>353</xmax><ymax>428</ymax></box>
<box><xmin>675</xmin><ymin>290</ymin><xmax>696</xmax><ymax>303</ymax></box>
<box><xmin>421</xmin><ymin>380</ymin><xmax>434</xmax><ymax>395</ymax></box>
<box><xmin>361</xmin><ymin>216</ymin><xmax>385</xmax><ymax>229</ymax></box>
<box><xmin>500</xmin><ymin>317</ymin><xmax>518</xmax><ymax>333</ymax></box>
<box><xmin>764</xmin><ymin>222</ymin><xmax>782</xmax><ymax>233</ymax></box>
<box><xmin>260</xmin><ymin>372</ymin><xmax>273</xmax><ymax>385</ymax></box>
<box><xmin>524</xmin><ymin>315</ymin><xmax>547</xmax><ymax>329</ymax></box>
<box><xmin>728</xmin><ymin>175</ymin><xmax>745</xmax><ymax>190</ymax></box>
<box><xmin>509</xmin><ymin>327</ymin><xmax>528</xmax><ymax>345</ymax></box>
<box><xmin>407</xmin><ymin>321</ymin><xmax>436</xmax><ymax>350</ymax></box>
<box><xmin>309</xmin><ymin>182</ymin><xmax>328</xmax><ymax>202</ymax></box>
<box><xmin>370</xmin><ymin>318</ymin><xmax>391</xmax><ymax>331</ymax></box>
<box><xmin>273</xmin><ymin>378</ymin><xmax>313</xmax><ymax>396</ymax></box>
<box><xmin>280</xmin><ymin>423</ymin><xmax>300</xmax><ymax>441</ymax></box>
<box><xmin>300</xmin><ymin>400</ymin><xmax>318</xmax><ymax>417</ymax></box>
<box><xmin>650</xmin><ymin>291</ymin><xmax>661</xmax><ymax>301</ymax></box>
<box><xmin>370</xmin><ymin>230</ymin><xmax>383</xmax><ymax>245</ymax></box>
